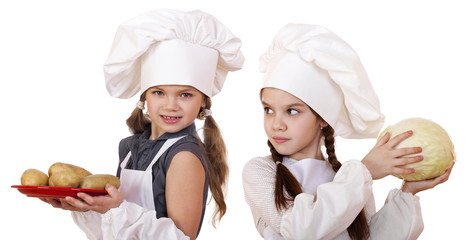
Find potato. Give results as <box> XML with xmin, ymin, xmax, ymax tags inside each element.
<box><xmin>48</xmin><ymin>162</ymin><xmax>91</xmax><ymax>177</ymax></box>
<box><xmin>79</xmin><ymin>174</ymin><xmax>120</xmax><ymax>190</ymax></box>
<box><xmin>21</xmin><ymin>169</ymin><xmax>49</xmax><ymax>186</ymax></box>
<box><xmin>48</xmin><ymin>162</ymin><xmax>92</xmax><ymax>188</ymax></box>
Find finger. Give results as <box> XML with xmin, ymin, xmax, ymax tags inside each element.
<box><xmin>41</xmin><ymin>198</ymin><xmax>62</xmax><ymax>208</ymax></box>
<box><xmin>59</xmin><ymin>198</ymin><xmax>78</xmax><ymax>210</ymax></box>
<box><xmin>65</xmin><ymin>196</ymin><xmax>91</xmax><ymax>211</ymax></box>
<box><xmin>376</xmin><ymin>132</ymin><xmax>391</xmax><ymax>146</ymax></box>
<box><xmin>39</xmin><ymin>197</ymin><xmax>53</xmax><ymax>204</ymax></box>
<box><xmin>387</xmin><ymin>130</ymin><xmax>413</xmax><ymax>148</ymax></box>
<box><xmin>435</xmin><ymin>165</ymin><xmax>453</xmax><ymax>183</ymax></box>
<box><xmin>392</xmin><ymin>166</ymin><xmax>416</xmax><ymax>176</ymax></box>
<box><xmin>76</xmin><ymin>192</ymin><xmax>96</xmax><ymax>205</ymax></box>
<box><xmin>105</xmin><ymin>184</ymin><xmax>119</xmax><ymax>198</ymax></box>
<box><xmin>394</xmin><ymin>155</ymin><xmax>423</xmax><ymax>166</ymax></box>
<box><xmin>393</xmin><ymin>147</ymin><xmax>422</xmax><ymax>158</ymax></box>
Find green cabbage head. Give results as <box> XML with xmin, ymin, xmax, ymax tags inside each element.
<box><xmin>378</xmin><ymin>118</ymin><xmax>455</xmax><ymax>181</ymax></box>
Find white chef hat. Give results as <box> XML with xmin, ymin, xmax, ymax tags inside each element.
<box><xmin>104</xmin><ymin>9</ymin><xmax>244</xmax><ymax>98</ymax></box>
<box><xmin>260</xmin><ymin>24</ymin><xmax>384</xmax><ymax>139</ymax></box>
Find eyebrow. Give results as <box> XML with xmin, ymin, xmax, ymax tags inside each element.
<box><xmin>261</xmin><ymin>101</ymin><xmax>306</xmax><ymax>109</ymax></box>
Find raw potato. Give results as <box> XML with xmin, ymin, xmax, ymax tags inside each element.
<box><xmin>79</xmin><ymin>174</ymin><xmax>120</xmax><ymax>190</ymax></box>
<box><xmin>48</xmin><ymin>162</ymin><xmax>92</xmax><ymax>177</ymax></box>
<box><xmin>48</xmin><ymin>162</ymin><xmax>92</xmax><ymax>188</ymax></box>
<box><xmin>21</xmin><ymin>169</ymin><xmax>49</xmax><ymax>186</ymax></box>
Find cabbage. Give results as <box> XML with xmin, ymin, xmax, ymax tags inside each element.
<box><xmin>378</xmin><ymin>118</ymin><xmax>455</xmax><ymax>181</ymax></box>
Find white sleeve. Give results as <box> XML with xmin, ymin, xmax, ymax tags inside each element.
<box><xmin>242</xmin><ymin>156</ymin><xmax>286</xmax><ymax>237</ymax></box>
<box><xmin>71</xmin><ymin>210</ymin><xmax>103</xmax><ymax>240</ymax></box>
<box><xmin>72</xmin><ymin>201</ymin><xmax>189</xmax><ymax>240</ymax></box>
<box><xmin>280</xmin><ymin>160</ymin><xmax>373</xmax><ymax>240</ymax></box>
<box><xmin>368</xmin><ymin>189</ymin><xmax>423</xmax><ymax>240</ymax></box>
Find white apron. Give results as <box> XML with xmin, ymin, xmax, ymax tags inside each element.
<box><xmin>262</xmin><ymin>157</ymin><xmax>336</xmax><ymax>240</ymax></box>
<box><xmin>119</xmin><ymin>136</ymin><xmax>185</xmax><ymax>211</ymax></box>
<box><xmin>282</xmin><ymin>156</ymin><xmax>335</xmax><ymax>194</ymax></box>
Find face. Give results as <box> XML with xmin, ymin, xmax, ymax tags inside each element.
<box><xmin>261</xmin><ymin>88</ymin><xmax>327</xmax><ymax>160</ymax></box>
<box><xmin>145</xmin><ymin>85</ymin><xmax>205</xmax><ymax>139</ymax></box>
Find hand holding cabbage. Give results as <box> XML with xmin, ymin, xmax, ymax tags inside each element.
<box><xmin>378</xmin><ymin>118</ymin><xmax>455</xmax><ymax>181</ymax></box>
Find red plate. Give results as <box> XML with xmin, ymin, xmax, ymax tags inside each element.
<box><xmin>11</xmin><ymin>185</ymin><xmax>108</xmax><ymax>198</ymax></box>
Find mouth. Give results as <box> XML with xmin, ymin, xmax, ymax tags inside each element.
<box><xmin>161</xmin><ymin>115</ymin><xmax>182</xmax><ymax>124</ymax></box>
<box><xmin>272</xmin><ymin>136</ymin><xmax>289</xmax><ymax>144</ymax></box>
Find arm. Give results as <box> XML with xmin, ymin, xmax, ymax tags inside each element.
<box><xmin>54</xmin><ymin>185</ymin><xmax>189</xmax><ymax>239</ymax></box>
<box><xmin>279</xmin><ymin>160</ymin><xmax>373</xmax><ymax>240</ymax></box>
<box><xmin>243</xmin><ymin>157</ymin><xmax>373</xmax><ymax>240</ymax></box>
<box><xmin>366</xmin><ymin>137</ymin><xmax>453</xmax><ymax>240</ymax></box>
<box><xmin>242</xmin><ymin>157</ymin><xmax>285</xmax><ymax>237</ymax></box>
<box><xmin>368</xmin><ymin>189</ymin><xmax>423</xmax><ymax>240</ymax></box>
<box><xmin>401</xmin><ymin>163</ymin><xmax>453</xmax><ymax>195</ymax></box>
<box><xmin>166</xmin><ymin>151</ymin><xmax>205</xmax><ymax>240</ymax></box>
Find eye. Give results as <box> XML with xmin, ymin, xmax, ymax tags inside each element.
<box><xmin>287</xmin><ymin>109</ymin><xmax>299</xmax><ymax>115</ymax></box>
<box><xmin>264</xmin><ymin>107</ymin><xmax>273</xmax><ymax>114</ymax></box>
<box><xmin>181</xmin><ymin>92</ymin><xmax>192</xmax><ymax>98</ymax></box>
<box><xmin>152</xmin><ymin>90</ymin><xmax>164</xmax><ymax>96</ymax></box>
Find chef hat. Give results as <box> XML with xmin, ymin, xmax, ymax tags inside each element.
<box><xmin>260</xmin><ymin>24</ymin><xmax>384</xmax><ymax>139</ymax></box>
<box><xmin>104</xmin><ymin>9</ymin><xmax>244</xmax><ymax>98</ymax></box>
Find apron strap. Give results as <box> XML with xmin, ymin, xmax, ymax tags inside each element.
<box><xmin>146</xmin><ymin>135</ymin><xmax>186</xmax><ymax>171</ymax></box>
<box><xmin>120</xmin><ymin>151</ymin><xmax>132</xmax><ymax>169</ymax></box>
<box><xmin>119</xmin><ymin>135</ymin><xmax>187</xmax><ymax>171</ymax></box>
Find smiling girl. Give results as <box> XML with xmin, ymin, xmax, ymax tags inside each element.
<box><xmin>41</xmin><ymin>9</ymin><xmax>243</xmax><ymax>240</ymax></box>
<box><xmin>243</xmin><ymin>24</ymin><xmax>452</xmax><ymax>240</ymax></box>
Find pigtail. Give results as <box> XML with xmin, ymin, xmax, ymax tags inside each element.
<box><xmin>270</xmin><ymin>124</ymin><xmax>370</xmax><ymax>240</ymax></box>
<box><xmin>126</xmin><ymin>93</ymin><xmax>151</xmax><ymax>134</ymax></box>
<box><xmin>321</xmin><ymin>126</ymin><xmax>370</xmax><ymax>240</ymax></box>
<box><xmin>321</xmin><ymin>125</ymin><xmax>341</xmax><ymax>172</ymax></box>
<box><xmin>268</xmin><ymin>141</ymin><xmax>302</xmax><ymax>211</ymax></box>
<box><xmin>201</xmin><ymin>98</ymin><xmax>228</xmax><ymax>225</ymax></box>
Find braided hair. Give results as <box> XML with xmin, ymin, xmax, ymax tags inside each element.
<box><xmin>270</xmin><ymin>125</ymin><xmax>370</xmax><ymax>240</ymax></box>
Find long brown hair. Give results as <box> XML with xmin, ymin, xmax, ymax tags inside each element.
<box><xmin>126</xmin><ymin>93</ymin><xmax>228</xmax><ymax>225</ymax></box>
<box><xmin>199</xmin><ymin>97</ymin><xmax>228</xmax><ymax>225</ymax></box>
<box><xmin>270</xmin><ymin>125</ymin><xmax>370</xmax><ymax>240</ymax></box>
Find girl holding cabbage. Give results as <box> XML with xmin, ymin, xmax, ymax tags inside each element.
<box><xmin>242</xmin><ymin>23</ymin><xmax>452</xmax><ymax>240</ymax></box>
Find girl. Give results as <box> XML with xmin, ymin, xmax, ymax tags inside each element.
<box><xmin>42</xmin><ymin>9</ymin><xmax>244</xmax><ymax>240</ymax></box>
<box><xmin>242</xmin><ymin>24</ymin><xmax>452</xmax><ymax>240</ymax></box>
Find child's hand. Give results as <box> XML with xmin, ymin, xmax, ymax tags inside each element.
<box><xmin>39</xmin><ymin>197</ymin><xmax>84</xmax><ymax>211</ymax></box>
<box><xmin>401</xmin><ymin>162</ymin><xmax>454</xmax><ymax>195</ymax></box>
<box><xmin>362</xmin><ymin>131</ymin><xmax>423</xmax><ymax>180</ymax></box>
<box><xmin>65</xmin><ymin>184</ymin><xmax>123</xmax><ymax>213</ymax></box>
<box><xmin>40</xmin><ymin>184</ymin><xmax>123</xmax><ymax>214</ymax></box>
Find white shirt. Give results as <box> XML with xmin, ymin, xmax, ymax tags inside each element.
<box><xmin>242</xmin><ymin>156</ymin><xmax>423</xmax><ymax>240</ymax></box>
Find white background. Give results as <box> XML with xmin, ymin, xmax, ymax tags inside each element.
<box><xmin>1</xmin><ymin>0</ymin><xmax>469</xmax><ymax>239</ymax></box>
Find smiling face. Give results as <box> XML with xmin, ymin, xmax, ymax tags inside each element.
<box><xmin>145</xmin><ymin>85</ymin><xmax>205</xmax><ymax>140</ymax></box>
<box><xmin>261</xmin><ymin>87</ymin><xmax>328</xmax><ymax>160</ymax></box>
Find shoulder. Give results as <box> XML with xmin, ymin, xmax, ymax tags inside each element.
<box><xmin>118</xmin><ymin>133</ymin><xmax>141</xmax><ymax>150</ymax></box>
<box><xmin>168</xmin><ymin>151</ymin><xmax>205</xmax><ymax>173</ymax></box>
<box><xmin>244</xmin><ymin>155</ymin><xmax>276</xmax><ymax>171</ymax></box>
<box><xmin>243</xmin><ymin>156</ymin><xmax>277</xmax><ymax>182</ymax></box>
<box><xmin>118</xmin><ymin>134</ymin><xmax>140</xmax><ymax>159</ymax></box>
<box><xmin>167</xmin><ymin>135</ymin><xmax>204</xmax><ymax>161</ymax></box>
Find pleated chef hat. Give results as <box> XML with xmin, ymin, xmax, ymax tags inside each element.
<box><xmin>260</xmin><ymin>24</ymin><xmax>384</xmax><ymax>139</ymax></box>
<box><xmin>104</xmin><ymin>9</ymin><xmax>244</xmax><ymax>98</ymax></box>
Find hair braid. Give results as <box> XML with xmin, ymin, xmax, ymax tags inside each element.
<box><xmin>321</xmin><ymin>125</ymin><xmax>342</xmax><ymax>172</ymax></box>
<box><xmin>268</xmin><ymin>140</ymin><xmax>303</xmax><ymax>211</ymax></box>
<box><xmin>321</xmin><ymin>125</ymin><xmax>370</xmax><ymax>240</ymax></box>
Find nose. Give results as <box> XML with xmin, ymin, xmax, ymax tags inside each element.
<box><xmin>272</xmin><ymin>114</ymin><xmax>287</xmax><ymax>131</ymax></box>
<box><xmin>163</xmin><ymin>96</ymin><xmax>179</xmax><ymax>111</ymax></box>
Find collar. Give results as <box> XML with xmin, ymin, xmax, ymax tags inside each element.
<box><xmin>140</xmin><ymin>123</ymin><xmax>197</xmax><ymax>141</ymax></box>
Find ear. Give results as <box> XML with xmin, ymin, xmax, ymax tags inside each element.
<box><xmin>320</xmin><ymin>121</ymin><xmax>329</xmax><ymax>129</ymax></box>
